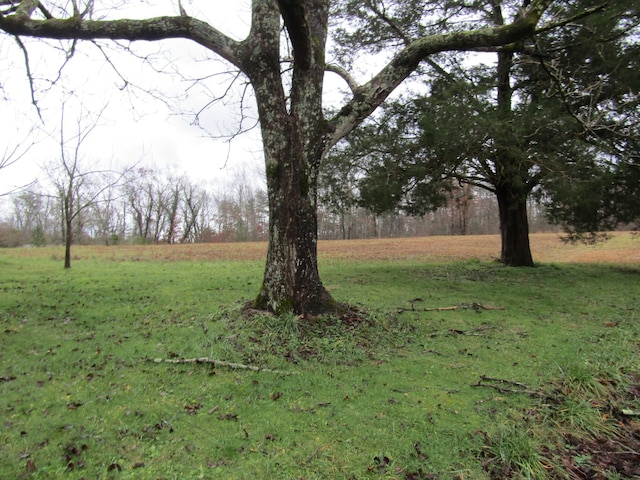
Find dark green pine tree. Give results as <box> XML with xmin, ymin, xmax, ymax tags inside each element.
<box><xmin>327</xmin><ymin>0</ymin><xmax>639</xmax><ymax>264</ymax></box>
<box><xmin>536</xmin><ymin>0</ymin><xmax>640</xmax><ymax>239</ymax></box>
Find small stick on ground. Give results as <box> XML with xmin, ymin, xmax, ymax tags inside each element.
<box><xmin>428</xmin><ymin>325</ymin><xmax>496</xmax><ymax>338</ymax></box>
<box><xmin>472</xmin><ymin>375</ymin><xmax>555</xmax><ymax>400</ymax></box>
<box><xmin>397</xmin><ymin>302</ymin><xmax>505</xmax><ymax>313</ymax></box>
<box><xmin>423</xmin><ymin>306</ymin><xmax>460</xmax><ymax>312</ymax></box>
<box><xmin>151</xmin><ymin>357</ymin><xmax>299</xmax><ymax>375</ymax></box>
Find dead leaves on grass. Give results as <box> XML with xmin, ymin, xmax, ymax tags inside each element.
<box><xmin>25</xmin><ymin>459</ymin><xmax>36</xmax><ymax>474</ymax></box>
<box><xmin>184</xmin><ymin>403</ymin><xmax>202</xmax><ymax>415</ymax></box>
<box><xmin>368</xmin><ymin>446</ymin><xmax>443</xmax><ymax>479</ymax></box>
<box><xmin>480</xmin><ymin>373</ymin><xmax>640</xmax><ymax>479</ymax></box>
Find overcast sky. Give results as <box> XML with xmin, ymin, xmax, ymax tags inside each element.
<box><xmin>0</xmin><ymin>2</ymin><xmax>271</xmax><ymax>201</ymax></box>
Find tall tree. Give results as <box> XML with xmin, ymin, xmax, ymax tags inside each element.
<box><xmin>11</xmin><ymin>186</ymin><xmax>53</xmax><ymax>245</ymax></box>
<box><xmin>536</xmin><ymin>0</ymin><xmax>640</xmax><ymax>239</ymax></box>
<box><xmin>1</xmin><ymin>0</ymin><xmax>554</xmax><ymax>313</ymax></box>
<box><xmin>333</xmin><ymin>0</ymin><xmax>639</xmax><ymax>265</ymax></box>
<box><xmin>179</xmin><ymin>180</ymin><xmax>210</xmax><ymax>244</ymax></box>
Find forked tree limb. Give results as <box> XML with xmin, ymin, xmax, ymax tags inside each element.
<box><xmin>150</xmin><ymin>357</ymin><xmax>299</xmax><ymax>375</ymax></box>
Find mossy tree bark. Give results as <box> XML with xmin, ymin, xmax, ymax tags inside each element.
<box><xmin>241</xmin><ymin>0</ymin><xmax>335</xmax><ymax>314</ymax></box>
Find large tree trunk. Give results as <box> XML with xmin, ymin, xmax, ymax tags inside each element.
<box><xmin>496</xmin><ymin>183</ymin><xmax>534</xmax><ymax>267</ymax></box>
<box><xmin>248</xmin><ymin>0</ymin><xmax>336</xmax><ymax>315</ymax></box>
<box><xmin>254</xmin><ymin>121</ymin><xmax>336</xmax><ymax>315</ymax></box>
<box><xmin>492</xmin><ymin>31</ymin><xmax>534</xmax><ymax>268</ymax></box>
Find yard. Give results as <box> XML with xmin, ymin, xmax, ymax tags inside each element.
<box><xmin>1</xmin><ymin>233</ymin><xmax>639</xmax><ymax>479</ymax></box>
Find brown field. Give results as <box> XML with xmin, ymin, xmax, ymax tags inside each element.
<box><xmin>317</xmin><ymin>231</ymin><xmax>640</xmax><ymax>264</ymax></box>
<box><xmin>3</xmin><ymin>232</ymin><xmax>639</xmax><ymax>265</ymax></box>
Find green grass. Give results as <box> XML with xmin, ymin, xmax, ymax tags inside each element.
<box><xmin>1</xmin><ymin>249</ymin><xmax>639</xmax><ymax>479</ymax></box>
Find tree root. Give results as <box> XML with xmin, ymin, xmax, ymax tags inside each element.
<box><xmin>150</xmin><ymin>357</ymin><xmax>299</xmax><ymax>375</ymax></box>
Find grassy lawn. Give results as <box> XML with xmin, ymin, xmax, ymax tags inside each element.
<box><xmin>1</xmin><ymin>235</ymin><xmax>639</xmax><ymax>479</ymax></box>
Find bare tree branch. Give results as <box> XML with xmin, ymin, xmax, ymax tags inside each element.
<box><xmin>0</xmin><ymin>134</ymin><xmax>37</xmax><ymax>196</ymax></box>
<box><xmin>13</xmin><ymin>34</ymin><xmax>42</xmax><ymax>119</ymax></box>
<box><xmin>325</xmin><ymin>63</ymin><xmax>360</xmax><ymax>95</ymax></box>
<box><xmin>0</xmin><ymin>10</ymin><xmax>245</xmax><ymax>69</ymax></box>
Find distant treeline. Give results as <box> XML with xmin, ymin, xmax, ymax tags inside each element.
<box><xmin>0</xmin><ymin>166</ymin><xmax>560</xmax><ymax>248</ymax></box>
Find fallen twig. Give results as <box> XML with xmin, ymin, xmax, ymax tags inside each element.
<box><xmin>150</xmin><ymin>357</ymin><xmax>299</xmax><ymax>375</ymax></box>
<box><xmin>424</xmin><ymin>306</ymin><xmax>459</xmax><ymax>312</ymax></box>
<box><xmin>398</xmin><ymin>302</ymin><xmax>505</xmax><ymax>313</ymax></box>
<box><xmin>428</xmin><ymin>325</ymin><xmax>496</xmax><ymax>338</ymax></box>
<box><xmin>472</xmin><ymin>375</ymin><xmax>555</xmax><ymax>400</ymax></box>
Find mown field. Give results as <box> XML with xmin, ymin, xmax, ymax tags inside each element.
<box><xmin>1</xmin><ymin>233</ymin><xmax>639</xmax><ymax>479</ymax></box>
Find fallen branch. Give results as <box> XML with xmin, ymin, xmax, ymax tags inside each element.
<box><xmin>429</xmin><ymin>303</ymin><xmax>504</xmax><ymax>312</ymax></box>
<box><xmin>150</xmin><ymin>357</ymin><xmax>299</xmax><ymax>375</ymax></box>
<box><xmin>423</xmin><ymin>306</ymin><xmax>459</xmax><ymax>312</ymax></box>
<box><xmin>472</xmin><ymin>375</ymin><xmax>556</xmax><ymax>401</ymax></box>
<box><xmin>428</xmin><ymin>325</ymin><xmax>496</xmax><ymax>338</ymax></box>
<box><xmin>398</xmin><ymin>302</ymin><xmax>505</xmax><ymax>313</ymax></box>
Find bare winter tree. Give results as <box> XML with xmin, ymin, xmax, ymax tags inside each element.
<box><xmin>10</xmin><ymin>185</ymin><xmax>56</xmax><ymax>244</ymax></box>
<box><xmin>86</xmin><ymin>180</ymin><xmax>126</xmax><ymax>245</ymax></box>
<box><xmin>179</xmin><ymin>179</ymin><xmax>209</xmax><ymax>243</ymax></box>
<box><xmin>211</xmin><ymin>171</ymin><xmax>269</xmax><ymax>242</ymax></box>
<box><xmin>0</xmin><ymin>0</ymin><xmax>556</xmax><ymax>314</ymax></box>
<box><xmin>44</xmin><ymin>99</ymin><xmax>127</xmax><ymax>268</ymax></box>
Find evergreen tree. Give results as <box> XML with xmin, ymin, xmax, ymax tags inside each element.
<box><xmin>330</xmin><ymin>0</ymin><xmax>639</xmax><ymax>264</ymax></box>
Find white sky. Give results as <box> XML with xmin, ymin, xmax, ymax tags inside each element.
<box><xmin>0</xmin><ymin>2</ymin><xmax>265</xmax><ymax>200</ymax></box>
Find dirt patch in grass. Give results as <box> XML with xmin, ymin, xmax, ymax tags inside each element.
<box><xmin>559</xmin><ymin>397</ymin><xmax>640</xmax><ymax>478</ymax></box>
<box><xmin>562</xmin><ymin>424</ymin><xmax>640</xmax><ymax>479</ymax></box>
<box><xmin>481</xmin><ymin>373</ymin><xmax>640</xmax><ymax>479</ymax></box>
<box><xmin>559</xmin><ymin>374</ymin><xmax>640</xmax><ymax>479</ymax></box>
